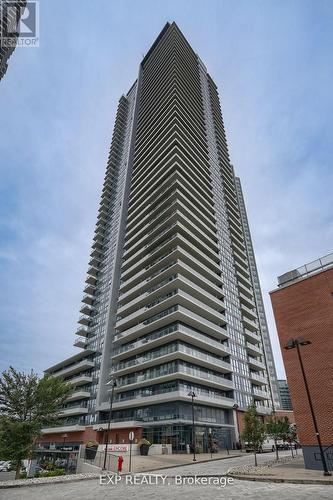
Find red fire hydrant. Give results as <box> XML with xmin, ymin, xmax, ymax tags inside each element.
<box><xmin>117</xmin><ymin>455</ymin><xmax>124</xmax><ymax>473</ymax></box>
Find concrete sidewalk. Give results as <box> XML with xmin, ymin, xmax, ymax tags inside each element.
<box><xmin>228</xmin><ymin>455</ymin><xmax>333</xmax><ymax>485</ymax></box>
<box><xmin>122</xmin><ymin>450</ymin><xmax>242</xmax><ymax>473</ymax></box>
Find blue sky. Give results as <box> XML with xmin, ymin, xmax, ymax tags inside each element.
<box><xmin>0</xmin><ymin>0</ymin><xmax>332</xmax><ymax>378</ymax></box>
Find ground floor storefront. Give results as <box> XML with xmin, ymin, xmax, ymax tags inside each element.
<box><xmin>142</xmin><ymin>424</ymin><xmax>235</xmax><ymax>453</ymax></box>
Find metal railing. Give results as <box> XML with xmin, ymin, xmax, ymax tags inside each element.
<box><xmin>278</xmin><ymin>252</ymin><xmax>333</xmax><ymax>286</ymax></box>
<box><xmin>82</xmin><ymin>447</ymin><xmax>118</xmax><ymax>472</ymax></box>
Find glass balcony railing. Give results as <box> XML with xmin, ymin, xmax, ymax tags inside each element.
<box><xmin>117</xmin><ymin>360</ymin><xmax>233</xmax><ymax>388</ymax></box>
<box><xmin>112</xmin><ymin>322</ymin><xmax>229</xmax><ymax>357</ymax></box>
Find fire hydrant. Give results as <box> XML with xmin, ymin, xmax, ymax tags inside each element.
<box><xmin>117</xmin><ymin>455</ymin><xmax>124</xmax><ymax>473</ymax></box>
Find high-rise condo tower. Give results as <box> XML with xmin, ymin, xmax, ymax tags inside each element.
<box><xmin>45</xmin><ymin>22</ymin><xmax>280</xmax><ymax>452</ymax></box>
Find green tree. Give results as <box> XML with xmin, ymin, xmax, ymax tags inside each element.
<box><xmin>280</xmin><ymin>419</ymin><xmax>298</xmax><ymax>458</ymax></box>
<box><xmin>279</xmin><ymin>416</ymin><xmax>291</xmax><ymax>443</ymax></box>
<box><xmin>265</xmin><ymin>415</ymin><xmax>289</xmax><ymax>461</ymax></box>
<box><xmin>0</xmin><ymin>367</ymin><xmax>72</xmax><ymax>478</ymax></box>
<box><xmin>241</xmin><ymin>404</ymin><xmax>266</xmax><ymax>466</ymax></box>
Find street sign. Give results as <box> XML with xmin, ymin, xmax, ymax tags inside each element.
<box><xmin>109</xmin><ymin>445</ymin><xmax>128</xmax><ymax>452</ymax></box>
<box><xmin>128</xmin><ymin>433</ymin><xmax>134</xmax><ymax>473</ymax></box>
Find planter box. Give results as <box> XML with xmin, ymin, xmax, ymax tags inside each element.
<box><xmin>85</xmin><ymin>447</ymin><xmax>97</xmax><ymax>460</ymax></box>
<box><xmin>139</xmin><ymin>444</ymin><xmax>150</xmax><ymax>456</ymax></box>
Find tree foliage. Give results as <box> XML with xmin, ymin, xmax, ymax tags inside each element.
<box><xmin>241</xmin><ymin>404</ymin><xmax>266</xmax><ymax>466</ymax></box>
<box><xmin>265</xmin><ymin>414</ymin><xmax>291</xmax><ymax>460</ymax></box>
<box><xmin>0</xmin><ymin>366</ymin><xmax>72</xmax><ymax>425</ymax></box>
<box><xmin>0</xmin><ymin>366</ymin><xmax>72</xmax><ymax>477</ymax></box>
<box><xmin>0</xmin><ymin>419</ymin><xmax>39</xmax><ymax>474</ymax></box>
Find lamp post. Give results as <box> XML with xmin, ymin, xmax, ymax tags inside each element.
<box><xmin>188</xmin><ymin>391</ymin><xmax>197</xmax><ymax>461</ymax></box>
<box><xmin>284</xmin><ymin>337</ymin><xmax>331</xmax><ymax>476</ymax></box>
<box><xmin>103</xmin><ymin>378</ymin><xmax>117</xmax><ymax>470</ymax></box>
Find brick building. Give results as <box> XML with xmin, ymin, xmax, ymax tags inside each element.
<box><xmin>37</xmin><ymin>425</ymin><xmax>143</xmax><ymax>450</ymax></box>
<box><xmin>270</xmin><ymin>253</ymin><xmax>333</xmax><ymax>471</ymax></box>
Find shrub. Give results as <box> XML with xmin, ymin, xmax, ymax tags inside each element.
<box><xmin>86</xmin><ymin>440</ymin><xmax>99</xmax><ymax>448</ymax></box>
<box><xmin>137</xmin><ymin>438</ymin><xmax>151</xmax><ymax>447</ymax></box>
<box><xmin>35</xmin><ymin>468</ymin><xmax>66</xmax><ymax>477</ymax></box>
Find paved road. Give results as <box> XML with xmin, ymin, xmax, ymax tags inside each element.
<box><xmin>0</xmin><ymin>472</ymin><xmax>15</xmax><ymax>482</ymax></box>
<box><xmin>1</xmin><ymin>451</ymin><xmax>331</xmax><ymax>500</ymax></box>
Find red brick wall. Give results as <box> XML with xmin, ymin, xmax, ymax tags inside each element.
<box><xmin>236</xmin><ymin>410</ymin><xmax>295</xmax><ymax>439</ymax></box>
<box><xmin>37</xmin><ymin>426</ymin><xmax>143</xmax><ymax>445</ymax></box>
<box><xmin>37</xmin><ymin>426</ymin><xmax>97</xmax><ymax>445</ymax></box>
<box><xmin>275</xmin><ymin>410</ymin><xmax>295</xmax><ymax>424</ymax></box>
<box><xmin>270</xmin><ymin>268</ymin><xmax>333</xmax><ymax>446</ymax></box>
<box><xmin>99</xmin><ymin>427</ymin><xmax>143</xmax><ymax>444</ymax></box>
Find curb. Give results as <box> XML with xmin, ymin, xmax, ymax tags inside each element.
<box><xmin>0</xmin><ymin>474</ymin><xmax>100</xmax><ymax>489</ymax></box>
<box><xmin>0</xmin><ymin>455</ymin><xmax>243</xmax><ymax>489</ymax></box>
<box><xmin>228</xmin><ymin>473</ymin><xmax>333</xmax><ymax>485</ymax></box>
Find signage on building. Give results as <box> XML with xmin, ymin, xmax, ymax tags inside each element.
<box><xmin>101</xmin><ymin>444</ymin><xmax>129</xmax><ymax>452</ymax></box>
<box><xmin>129</xmin><ymin>431</ymin><xmax>134</xmax><ymax>442</ymax></box>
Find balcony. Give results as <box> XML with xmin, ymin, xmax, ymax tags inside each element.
<box><xmin>237</xmin><ymin>280</ymin><xmax>253</xmax><ymax>299</ymax></box>
<box><xmin>82</xmin><ymin>294</ymin><xmax>94</xmax><ymax>306</ymax></box>
<box><xmin>244</xmin><ymin>329</ymin><xmax>261</xmax><ymax>343</ymax></box>
<box><xmin>239</xmin><ymin>291</ymin><xmax>256</xmax><ymax>309</ymax></box>
<box><xmin>242</xmin><ymin>316</ymin><xmax>258</xmax><ymax>332</ymax></box>
<box><xmin>117</xmin><ymin>273</ymin><xmax>224</xmax><ymax>318</ymax></box>
<box><xmin>75</xmin><ymin>326</ymin><xmax>89</xmax><ymax>337</ymax></box>
<box><xmin>250</xmin><ymin>372</ymin><xmax>268</xmax><ymax>385</ymax></box>
<box><xmin>84</xmin><ymin>284</ymin><xmax>96</xmax><ymax>296</ymax></box>
<box><xmin>255</xmin><ymin>405</ymin><xmax>272</xmax><ymax>415</ymax></box>
<box><xmin>245</xmin><ymin>342</ymin><xmax>263</xmax><ymax>356</ymax></box>
<box><xmin>112</xmin><ymin>324</ymin><xmax>229</xmax><ymax>361</ymax></box>
<box><xmin>60</xmin><ymin>406</ymin><xmax>88</xmax><ymax>417</ymax></box>
<box><xmin>114</xmin><ymin>305</ymin><xmax>228</xmax><ymax>345</ymax></box>
<box><xmin>73</xmin><ymin>338</ymin><xmax>87</xmax><ymax>349</ymax></box>
<box><xmin>234</xmin><ymin>259</ymin><xmax>250</xmax><ymax>279</ymax></box>
<box><xmin>248</xmin><ymin>356</ymin><xmax>265</xmax><ymax>370</ymax></box>
<box><xmin>67</xmin><ymin>390</ymin><xmax>91</xmax><ymax>402</ymax></box>
<box><xmin>42</xmin><ymin>424</ymin><xmax>86</xmax><ymax>434</ymax></box>
<box><xmin>112</xmin><ymin>389</ymin><xmax>234</xmax><ymax>410</ymax></box>
<box><xmin>78</xmin><ymin>315</ymin><xmax>90</xmax><ymax>326</ymax></box>
<box><xmin>115</xmin><ymin>290</ymin><xmax>227</xmax><ymax>333</ymax></box>
<box><xmin>117</xmin><ymin>366</ymin><xmax>234</xmax><ymax>392</ymax></box>
<box><xmin>236</xmin><ymin>270</ymin><xmax>252</xmax><ymax>288</ymax></box>
<box><xmin>85</xmin><ymin>275</ymin><xmax>97</xmax><ymax>286</ymax></box>
<box><xmin>112</xmin><ymin>343</ymin><xmax>231</xmax><ymax>377</ymax></box>
<box><xmin>241</xmin><ymin>303</ymin><xmax>258</xmax><ymax>321</ymax></box>
<box><xmin>89</xmin><ymin>256</ymin><xmax>102</xmax><ymax>268</ymax></box>
<box><xmin>123</xmin><ymin>222</ymin><xmax>220</xmax><ymax>276</ymax></box>
<box><xmin>87</xmin><ymin>266</ymin><xmax>99</xmax><ymax>278</ymax></box>
<box><xmin>91</xmin><ymin>241</ymin><xmax>103</xmax><ymax>251</ymax></box>
<box><xmin>51</xmin><ymin>359</ymin><xmax>95</xmax><ymax>379</ymax></box>
<box><xmin>252</xmin><ymin>388</ymin><xmax>270</xmax><ymax>400</ymax></box>
<box><xmin>80</xmin><ymin>304</ymin><xmax>94</xmax><ymax>316</ymax></box>
<box><xmin>69</xmin><ymin>374</ymin><xmax>93</xmax><ymax>386</ymax></box>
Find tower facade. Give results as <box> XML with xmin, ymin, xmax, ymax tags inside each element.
<box><xmin>45</xmin><ymin>23</ymin><xmax>278</xmax><ymax>452</ymax></box>
<box><xmin>235</xmin><ymin>177</ymin><xmax>281</xmax><ymax>409</ymax></box>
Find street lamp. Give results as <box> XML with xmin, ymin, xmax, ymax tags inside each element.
<box><xmin>103</xmin><ymin>378</ymin><xmax>117</xmax><ymax>470</ymax></box>
<box><xmin>188</xmin><ymin>391</ymin><xmax>197</xmax><ymax>461</ymax></box>
<box><xmin>284</xmin><ymin>337</ymin><xmax>331</xmax><ymax>476</ymax></box>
